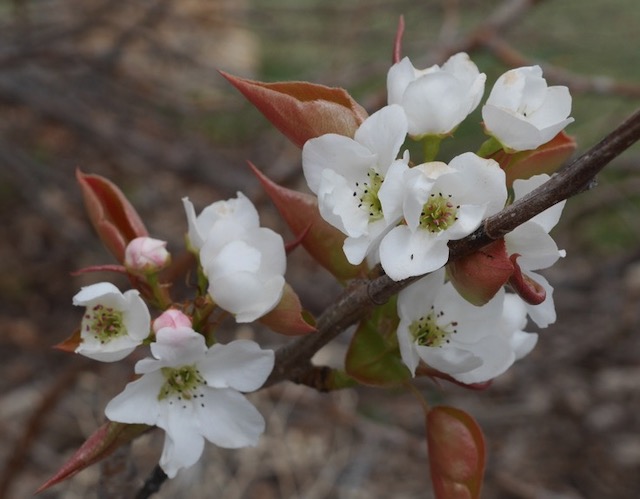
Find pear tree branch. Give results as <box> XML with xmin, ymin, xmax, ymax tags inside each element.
<box><xmin>266</xmin><ymin>106</ymin><xmax>640</xmax><ymax>387</ymax></box>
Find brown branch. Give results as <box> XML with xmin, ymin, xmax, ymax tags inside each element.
<box><xmin>266</xmin><ymin>106</ymin><xmax>640</xmax><ymax>387</ymax></box>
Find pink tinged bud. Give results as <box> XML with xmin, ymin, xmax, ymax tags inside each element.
<box><xmin>124</xmin><ymin>237</ymin><xmax>171</xmax><ymax>274</ymax></box>
<box><xmin>220</xmin><ymin>71</ymin><xmax>368</xmax><ymax>148</ymax></box>
<box><xmin>508</xmin><ymin>255</ymin><xmax>547</xmax><ymax>305</ymax></box>
<box><xmin>76</xmin><ymin>169</ymin><xmax>148</xmax><ymax>263</ymax></box>
<box><xmin>153</xmin><ymin>309</ymin><xmax>192</xmax><ymax>333</ymax></box>
<box><xmin>447</xmin><ymin>240</ymin><xmax>514</xmax><ymax>306</ymax></box>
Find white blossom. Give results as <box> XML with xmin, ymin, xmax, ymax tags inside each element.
<box><xmin>200</xmin><ymin>217</ymin><xmax>286</xmax><ymax>323</ymax></box>
<box><xmin>482</xmin><ymin>65</ymin><xmax>574</xmax><ymax>151</ymax></box>
<box><xmin>105</xmin><ymin>327</ymin><xmax>274</xmax><ymax>478</ymax></box>
<box><xmin>302</xmin><ymin>104</ymin><xmax>409</xmax><ymax>265</ymax></box>
<box><xmin>396</xmin><ymin>269</ymin><xmax>533</xmax><ymax>384</ymax></box>
<box><xmin>73</xmin><ymin>282</ymin><xmax>150</xmax><ymax>362</ymax></box>
<box><xmin>182</xmin><ymin>193</ymin><xmax>259</xmax><ymax>251</ymax></box>
<box><xmin>379</xmin><ymin>152</ymin><xmax>507</xmax><ymax>281</ymax></box>
<box><xmin>387</xmin><ymin>53</ymin><xmax>485</xmax><ymax>137</ymax></box>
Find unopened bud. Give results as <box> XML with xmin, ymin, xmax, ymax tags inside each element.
<box><xmin>124</xmin><ymin>237</ymin><xmax>171</xmax><ymax>275</ymax></box>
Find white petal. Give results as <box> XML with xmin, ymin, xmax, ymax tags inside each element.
<box><xmin>505</xmin><ymin>222</ymin><xmax>562</xmax><ymax>270</ymax></box>
<box><xmin>342</xmin><ymin>217</ymin><xmax>392</xmax><ymax>265</ymax></box>
<box><xmin>302</xmin><ymin>134</ymin><xmax>375</xmax><ymax>194</ymax></box>
<box><xmin>121</xmin><ymin>290</ymin><xmax>151</xmax><ymax>341</ymax></box>
<box><xmin>510</xmin><ymin>330</ymin><xmax>538</xmax><ymax>360</ymax></box>
<box><xmin>528</xmin><ymin>86</ymin><xmax>573</xmax><ymax>127</ymax></box>
<box><xmin>201</xmin><ymin>340</ymin><xmax>274</xmax><ymax>391</ymax></box>
<box><xmin>482</xmin><ymin>104</ymin><xmax>546</xmax><ymax>151</ymax></box>
<box><xmin>396</xmin><ymin>318</ymin><xmax>420</xmax><ymax>376</ymax></box>
<box><xmin>158</xmin><ymin>409</ymin><xmax>205</xmax><ymax>478</ymax></box>
<box><xmin>317</xmin><ymin>169</ymin><xmax>371</xmax><ymax>237</ymax></box>
<box><xmin>72</xmin><ymin>282</ymin><xmax>123</xmax><ymax>306</ymax></box>
<box><xmin>379</xmin><ymin>226</ymin><xmax>448</xmax><ymax>281</ymax></box>
<box><xmin>378</xmin><ymin>156</ymin><xmax>410</xmax><ymax>223</ymax></box>
<box><xmin>387</xmin><ymin>57</ymin><xmax>416</xmax><ymax>105</ymax></box>
<box><xmin>182</xmin><ymin>197</ymin><xmax>204</xmax><ymax>250</ymax></box>
<box><xmin>415</xmin><ymin>343</ymin><xmax>482</xmax><ymax>375</ymax></box>
<box><xmin>76</xmin><ymin>337</ymin><xmax>139</xmax><ymax>362</ymax></box>
<box><xmin>355</xmin><ymin>105</ymin><xmax>407</xmax><ymax>171</ymax></box>
<box><xmin>209</xmin><ymin>273</ymin><xmax>285</xmax><ymax>323</ymax></box>
<box><xmin>144</xmin><ymin>327</ymin><xmax>207</xmax><ymax>370</ymax></box>
<box><xmin>105</xmin><ymin>371</ymin><xmax>163</xmax><ymax>426</ymax></box>
<box><xmin>194</xmin><ymin>388</ymin><xmax>265</xmax><ymax>448</ymax></box>
<box><xmin>450</xmin><ymin>336</ymin><xmax>516</xmax><ymax>384</ymax></box>
<box><xmin>397</xmin><ymin>268</ymin><xmax>446</xmax><ymax>320</ymax></box>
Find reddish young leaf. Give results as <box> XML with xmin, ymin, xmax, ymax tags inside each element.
<box><xmin>447</xmin><ymin>239</ymin><xmax>514</xmax><ymax>306</ymax></box>
<box><xmin>77</xmin><ymin>169</ymin><xmax>148</xmax><ymax>263</ymax></box>
<box><xmin>426</xmin><ymin>406</ymin><xmax>486</xmax><ymax>499</ymax></box>
<box><xmin>490</xmin><ymin>131</ymin><xmax>577</xmax><ymax>187</ymax></box>
<box><xmin>249</xmin><ymin>161</ymin><xmax>367</xmax><ymax>281</ymax></box>
<box><xmin>37</xmin><ymin>422</ymin><xmax>149</xmax><ymax>493</ymax></box>
<box><xmin>259</xmin><ymin>282</ymin><xmax>317</xmax><ymax>336</ymax></box>
<box><xmin>221</xmin><ymin>71</ymin><xmax>368</xmax><ymax>148</ymax></box>
<box><xmin>345</xmin><ymin>299</ymin><xmax>411</xmax><ymax>387</ymax></box>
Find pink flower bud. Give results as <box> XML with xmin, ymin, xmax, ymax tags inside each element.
<box><xmin>124</xmin><ymin>237</ymin><xmax>170</xmax><ymax>274</ymax></box>
<box><xmin>152</xmin><ymin>309</ymin><xmax>192</xmax><ymax>333</ymax></box>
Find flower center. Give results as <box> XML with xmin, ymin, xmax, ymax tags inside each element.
<box><xmin>353</xmin><ymin>168</ymin><xmax>384</xmax><ymax>222</ymax></box>
<box><xmin>83</xmin><ymin>305</ymin><xmax>126</xmax><ymax>344</ymax></box>
<box><xmin>419</xmin><ymin>192</ymin><xmax>459</xmax><ymax>232</ymax></box>
<box><xmin>409</xmin><ymin>306</ymin><xmax>458</xmax><ymax>348</ymax></box>
<box><xmin>159</xmin><ymin>365</ymin><xmax>206</xmax><ymax>402</ymax></box>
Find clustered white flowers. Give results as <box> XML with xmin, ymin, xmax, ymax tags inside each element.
<box><xmin>65</xmin><ymin>51</ymin><xmax>573</xmax><ymax>486</ymax></box>
<box><xmin>303</xmin><ymin>54</ymin><xmax>573</xmax><ymax>384</ymax></box>
<box><xmin>71</xmin><ymin>193</ymin><xmax>283</xmax><ymax>477</ymax></box>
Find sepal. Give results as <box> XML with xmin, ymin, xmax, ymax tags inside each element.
<box><xmin>221</xmin><ymin>71</ymin><xmax>368</xmax><ymax>147</ymax></box>
<box><xmin>36</xmin><ymin>422</ymin><xmax>149</xmax><ymax>492</ymax></box>
<box><xmin>259</xmin><ymin>282</ymin><xmax>317</xmax><ymax>336</ymax></box>
<box><xmin>447</xmin><ymin>240</ymin><xmax>514</xmax><ymax>306</ymax></box>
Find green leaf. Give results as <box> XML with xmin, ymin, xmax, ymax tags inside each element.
<box><xmin>345</xmin><ymin>298</ymin><xmax>410</xmax><ymax>387</ymax></box>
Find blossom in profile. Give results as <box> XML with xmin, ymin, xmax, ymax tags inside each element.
<box><xmin>396</xmin><ymin>269</ymin><xmax>533</xmax><ymax>384</ymax></box>
<box><xmin>105</xmin><ymin>327</ymin><xmax>274</xmax><ymax>478</ymax></box>
<box><xmin>302</xmin><ymin>104</ymin><xmax>409</xmax><ymax>265</ymax></box>
<box><xmin>182</xmin><ymin>193</ymin><xmax>259</xmax><ymax>251</ymax></box>
<box><xmin>387</xmin><ymin>53</ymin><xmax>486</xmax><ymax>137</ymax></box>
<box><xmin>482</xmin><ymin>65</ymin><xmax>574</xmax><ymax>151</ymax></box>
<box><xmin>200</xmin><ymin>216</ymin><xmax>286</xmax><ymax>323</ymax></box>
<box><xmin>379</xmin><ymin>152</ymin><xmax>507</xmax><ymax>281</ymax></box>
<box><xmin>73</xmin><ymin>282</ymin><xmax>151</xmax><ymax>362</ymax></box>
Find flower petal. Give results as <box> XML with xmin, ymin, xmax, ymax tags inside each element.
<box><xmin>201</xmin><ymin>340</ymin><xmax>274</xmax><ymax>392</ymax></box>
<box><xmin>354</xmin><ymin>104</ymin><xmax>407</xmax><ymax>171</ymax></box>
<box><xmin>105</xmin><ymin>371</ymin><xmax>163</xmax><ymax>426</ymax></box>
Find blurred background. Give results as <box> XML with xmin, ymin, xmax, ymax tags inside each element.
<box><xmin>1</xmin><ymin>0</ymin><xmax>640</xmax><ymax>497</ymax></box>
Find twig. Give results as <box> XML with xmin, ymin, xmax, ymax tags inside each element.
<box><xmin>135</xmin><ymin>465</ymin><xmax>167</xmax><ymax>499</ymax></box>
<box><xmin>266</xmin><ymin>106</ymin><xmax>640</xmax><ymax>387</ymax></box>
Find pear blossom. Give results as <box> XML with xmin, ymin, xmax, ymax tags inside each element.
<box><xmin>504</xmin><ymin>174</ymin><xmax>566</xmax><ymax>327</ymax></box>
<box><xmin>482</xmin><ymin>65</ymin><xmax>574</xmax><ymax>151</ymax></box>
<box><xmin>387</xmin><ymin>53</ymin><xmax>486</xmax><ymax>137</ymax></box>
<box><xmin>200</xmin><ymin>217</ymin><xmax>286</xmax><ymax>323</ymax></box>
<box><xmin>302</xmin><ymin>104</ymin><xmax>409</xmax><ymax>265</ymax></box>
<box><xmin>182</xmin><ymin>193</ymin><xmax>259</xmax><ymax>251</ymax></box>
<box><xmin>105</xmin><ymin>327</ymin><xmax>274</xmax><ymax>478</ymax></box>
<box><xmin>379</xmin><ymin>152</ymin><xmax>507</xmax><ymax>281</ymax></box>
<box><xmin>397</xmin><ymin>268</ymin><xmax>532</xmax><ymax>384</ymax></box>
<box><xmin>73</xmin><ymin>282</ymin><xmax>151</xmax><ymax>362</ymax></box>
<box><xmin>124</xmin><ymin>236</ymin><xmax>171</xmax><ymax>274</ymax></box>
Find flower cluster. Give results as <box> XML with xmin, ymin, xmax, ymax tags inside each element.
<box><xmin>302</xmin><ymin>54</ymin><xmax>572</xmax><ymax>383</ymax></box>
<box><xmin>68</xmin><ymin>193</ymin><xmax>282</xmax><ymax>478</ymax></box>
